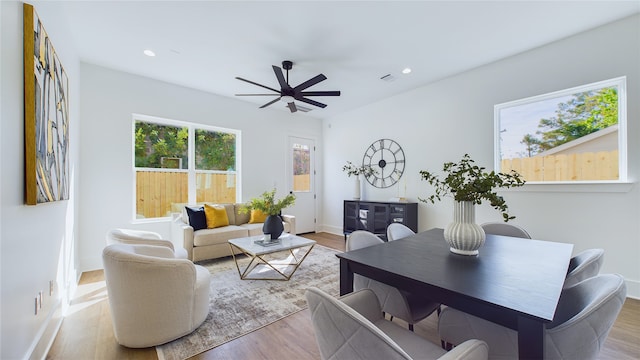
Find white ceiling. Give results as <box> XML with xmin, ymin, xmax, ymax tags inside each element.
<box><xmin>57</xmin><ymin>1</ymin><xmax>640</xmax><ymax>119</ymax></box>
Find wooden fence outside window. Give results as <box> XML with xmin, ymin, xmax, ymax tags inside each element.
<box><xmin>501</xmin><ymin>150</ymin><xmax>618</xmax><ymax>182</ymax></box>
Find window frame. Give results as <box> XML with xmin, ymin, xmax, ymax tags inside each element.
<box><xmin>494</xmin><ymin>76</ymin><xmax>627</xmax><ymax>185</ymax></box>
<box><xmin>132</xmin><ymin>113</ymin><xmax>241</xmax><ymax>222</ymax></box>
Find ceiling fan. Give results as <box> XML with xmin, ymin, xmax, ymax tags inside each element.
<box><xmin>235</xmin><ymin>60</ymin><xmax>341</xmax><ymax>113</ymax></box>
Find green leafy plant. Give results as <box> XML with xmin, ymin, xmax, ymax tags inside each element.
<box><xmin>240</xmin><ymin>188</ymin><xmax>296</xmax><ymax>216</ymax></box>
<box><xmin>419</xmin><ymin>154</ymin><xmax>525</xmax><ymax>221</ymax></box>
<box><xmin>342</xmin><ymin>161</ymin><xmax>376</xmax><ymax>178</ymax></box>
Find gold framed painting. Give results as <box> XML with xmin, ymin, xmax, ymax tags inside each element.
<box><xmin>23</xmin><ymin>3</ymin><xmax>70</xmax><ymax>205</ymax></box>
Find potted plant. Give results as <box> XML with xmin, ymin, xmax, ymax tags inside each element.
<box><xmin>342</xmin><ymin>161</ymin><xmax>376</xmax><ymax>200</ymax></box>
<box><xmin>241</xmin><ymin>189</ymin><xmax>296</xmax><ymax>240</ymax></box>
<box><xmin>419</xmin><ymin>154</ymin><xmax>525</xmax><ymax>255</ymax></box>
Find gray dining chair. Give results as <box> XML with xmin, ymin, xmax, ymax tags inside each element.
<box><xmin>438</xmin><ymin>273</ymin><xmax>626</xmax><ymax>360</ymax></box>
<box><xmin>347</xmin><ymin>230</ymin><xmax>440</xmax><ymax>331</ymax></box>
<box><xmin>480</xmin><ymin>222</ymin><xmax>531</xmax><ymax>239</ymax></box>
<box><xmin>564</xmin><ymin>248</ymin><xmax>604</xmax><ymax>288</ymax></box>
<box><xmin>305</xmin><ymin>287</ymin><xmax>489</xmax><ymax>360</ymax></box>
<box><xmin>387</xmin><ymin>223</ymin><xmax>416</xmax><ymax>241</ymax></box>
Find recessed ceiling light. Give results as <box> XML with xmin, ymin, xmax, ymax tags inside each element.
<box><xmin>143</xmin><ymin>49</ymin><xmax>156</xmax><ymax>57</ymax></box>
<box><xmin>402</xmin><ymin>68</ymin><xmax>412</xmax><ymax>74</ymax></box>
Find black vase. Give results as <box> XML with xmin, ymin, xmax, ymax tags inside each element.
<box><xmin>263</xmin><ymin>215</ymin><xmax>284</xmax><ymax>240</ymax></box>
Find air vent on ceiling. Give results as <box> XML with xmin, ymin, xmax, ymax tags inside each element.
<box><xmin>380</xmin><ymin>74</ymin><xmax>396</xmax><ymax>82</ymax></box>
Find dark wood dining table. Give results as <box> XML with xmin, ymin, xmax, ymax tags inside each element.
<box><xmin>336</xmin><ymin>228</ymin><xmax>573</xmax><ymax>360</ymax></box>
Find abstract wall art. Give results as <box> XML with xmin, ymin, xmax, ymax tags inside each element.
<box><xmin>23</xmin><ymin>3</ymin><xmax>70</xmax><ymax>205</ymax></box>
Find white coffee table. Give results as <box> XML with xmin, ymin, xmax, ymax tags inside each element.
<box><xmin>228</xmin><ymin>234</ymin><xmax>316</xmax><ymax>280</ymax></box>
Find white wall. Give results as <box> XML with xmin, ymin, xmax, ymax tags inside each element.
<box><xmin>1</xmin><ymin>1</ymin><xmax>80</xmax><ymax>358</ymax></box>
<box><xmin>322</xmin><ymin>15</ymin><xmax>640</xmax><ymax>298</ymax></box>
<box><xmin>78</xmin><ymin>64</ymin><xmax>324</xmax><ymax>271</ymax></box>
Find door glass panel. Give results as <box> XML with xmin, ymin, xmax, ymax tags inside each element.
<box><xmin>292</xmin><ymin>142</ymin><xmax>310</xmax><ymax>192</ymax></box>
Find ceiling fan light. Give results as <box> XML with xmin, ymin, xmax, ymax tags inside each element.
<box><xmin>281</xmin><ymin>95</ymin><xmax>295</xmax><ymax>103</ymax></box>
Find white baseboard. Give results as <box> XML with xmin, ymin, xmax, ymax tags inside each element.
<box><xmin>26</xmin><ymin>299</ymin><xmax>63</xmax><ymax>360</ymax></box>
<box><xmin>319</xmin><ymin>224</ymin><xmax>343</xmax><ymax>237</ymax></box>
<box><xmin>625</xmin><ymin>278</ymin><xmax>640</xmax><ymax>300</ymax></box>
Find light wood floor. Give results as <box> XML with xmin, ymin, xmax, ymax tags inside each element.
<box><xmin>47</xmin><ymin>232</ymin><xmax>640</xmax><ymax>360</ymax></box>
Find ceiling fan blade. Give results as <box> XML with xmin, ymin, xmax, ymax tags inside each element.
<box><xmin>287</xmin><ymin>102</ymin><xmax>297</xmax><ymax>113</ymax></box>
<box><xmin>293</xmin><ymin>74</ymin><xmax>327</xmax><ymax>92</ymax></box>
<box><xmin>235</xmin><ymin>77</ymin><xmax>280</xmax><ymax>93</ymax></box>
<box><xmin>294</xmin><ymin>96</ymin><xmax>327</xmax><ymax>108</ymax></box>
<box><xmin>300</xmin><ymin>91</ymin><xmax>341</xmax><ymax>97</ymax></box>
<box><xmin>259</xmin><ymin>97</ymin><xmax>282</xmax><ymax>108</ymax></box>
<box><xmin>272</xmin><ymin>65</ymin><xmax>291</xmax><ymax>90</ymax></box>
<box><xmin>235</xmin><ymin>94</ymin><xmax>281</xmax><ymax>96</ymax></box>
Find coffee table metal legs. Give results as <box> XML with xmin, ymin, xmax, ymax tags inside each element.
<box><xmin>229</xmin><ymin>243</ymin><xmax>315</xmax><ymax>281</ymax></box>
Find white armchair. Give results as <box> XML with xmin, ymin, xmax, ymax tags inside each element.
<box><xmin>106</xmin><ymin>228</ymin><xmax>189</xmax><ymax>259</ymax></box>
<box><xmin>102</xmin><ymin>244</ymin><xmax>210</xmax><ymax>348</ymax></box>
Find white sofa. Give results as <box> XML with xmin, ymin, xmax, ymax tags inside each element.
<box><xmin>171</xmin><ymin>203</ymin><xmax>296</xmax><ymax>262</ymax></box>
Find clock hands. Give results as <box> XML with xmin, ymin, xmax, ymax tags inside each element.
<box><xmin>362</xmin><ymin>139</ymin><xmax>405</xmax><ymax>188</ymax></box>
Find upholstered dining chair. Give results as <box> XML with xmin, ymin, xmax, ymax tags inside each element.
<box><xmin>564</xmin><ymin>248</ymin><xmax>605</xmax><ymax>288</ymax></box>
<box><xmin>106</xmin><ymin>228</ymin><xmax>189</xmax><ymax>259</ymax></box>
<box><xmin>480</xmin><ymin>222</ymin><xmax>531</xmax><ymax>239</ymax></box>
<box><xmin>102</xmin><ymin>243</ymin><xmax>211</xmax><ymax>348</ymax></box>
<box><xmin>305</xmin><ymin>287</ymin><xmax>489</xmax><ymax>360</ymax></box>
<box><xmin>438</xmin><ymin>273</ymin><xmax>626</xmax><ymax>360</ymax></box>
<box><xmin>386</xmin><ymin>223</ymin><xmax>416</xmax><ymax>241</ymax></box>
<box><xmin>347</xmin><ymin>230</ymin><xmax>440</xmax><ymax>331</ymax></box>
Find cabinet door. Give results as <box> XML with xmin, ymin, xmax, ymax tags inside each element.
<box><xmin>343</xmin><ymin>201</ymin><xmax>358</xmax><ymax>233</ymax></box>
<box><xmin>371</xmin><ymin>204</ymin><xmax>389</xmax><ymax>235</ymax></box>
<box><xmin>389</xmin><ymin>204</ymin><xmax>406</xmax><ymax>225</ymax></box>
<box><xmin>357</xmin><ymin>202</ymin><xmax>369</xmax><ymax>230</ymax></box>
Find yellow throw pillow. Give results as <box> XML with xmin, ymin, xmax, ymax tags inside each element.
<box><xmin>204</xmin><ymin>204</ymin><xmax>230</xmax><ymax>229</ymax></box>
<box><xmin>248</xmin><ymin>209</ymin><xmax>268</xmax><ymax>224</ymax></box>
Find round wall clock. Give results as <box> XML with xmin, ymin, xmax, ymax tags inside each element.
<box><xmin>362</xmin><ymin>138</ymin><xmax>405</xmax><ymax>188</ymax></box>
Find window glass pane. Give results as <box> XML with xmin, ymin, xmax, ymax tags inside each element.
<box><xmin>195</xmin><ymin>129</ymin><xmax>236</xmax><ymax>171</ymax></box>
<box><xmin>496</xmin><ymin>77</ymin><xmax>625</xmax><ymax>182</ymax></box>
<box><xmin>195</xmin><ymin>172</ymin><xmax>236</xmax><ymax>203</ymax></box>
<box><xmin>135</xmin><ymin>170</ymin><xmax>188</xmax><ymax>219</ymax></box>
<box><xmin>293</xmin><ymin>142</ymin><xmax>310</xmax><ymax>192</ymax></box>
<box><xmin>134</xmin><ymin>117</ymin><xmax>240</xmax><ymax>220</ymax></box>
<box><xmin>134</xmin><ymin>121</ymin><xmax>188</xmax><ymax>169</ymax></box>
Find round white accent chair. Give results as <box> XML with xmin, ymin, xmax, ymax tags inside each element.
<box><xmin>102</xmin><ymin>243</ymin><xmax>210</xmax><ymax>348</ymax></box>
<box><xmin>106</xmin><ymin>228</ymin><xmax>188</xmax><ymax>259</ymax></box>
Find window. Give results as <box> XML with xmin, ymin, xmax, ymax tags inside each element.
<box><xmin>292</xmin><ymin>142</ymin><xmax>311</xmax><ymax>192</ymax></box>
<box><xmin>495</xmin><ymin>77</ymin><xmax>626</xmax><ymax>183</ymax></box>
<box><xmin>133</xmin><ymin>114</ymin><xmax>240</xmax><ymax>220</ymax></box>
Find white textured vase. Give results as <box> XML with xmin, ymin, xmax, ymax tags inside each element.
<box><xmin>353</xmin><ymin>175</ymin><xmax>361</xmax><ymax>200</ymax></box>
<box><xmin>444</xmin><ymin>201</ymin><xmax>486</xmax><ymax>256</ymax></box>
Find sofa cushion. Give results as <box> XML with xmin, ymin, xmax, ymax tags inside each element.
<box><xmin>204</xmin><ymin>204</ymin><xmax>230</xmax><ymax>229</ymax></box>
<box><xmin>193</xmin><ymin>226</ymin><xmax>249</xmax><ymax>247</ymax></box>
<box><xmin>239</xmin><ymin>221</ymin><xmax>291</xmax><ymax>236</ymax></box>
<box><xmin>234</xmin><ymin>204</ymin><xmax>250</xmax><ymax>225</ymax></box>
<box><xmin>249</xmin><ymin>209</ymin><xmax>268</xmax><ymax>224</ymax></box>
<box><xmin>185</xmin><ymin>206</ymin><xmax>207</xmax><ymax>231</ymax></box>
<box><xmin>239</xmin><ymin>223</ymin><xmax>265</xmax><ymax>236</ymax></box>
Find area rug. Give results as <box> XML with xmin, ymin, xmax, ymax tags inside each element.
<box><xmin>156</xmin><ymin>244</ymin><xmax>341</xmax><ymax>360</ymax></box>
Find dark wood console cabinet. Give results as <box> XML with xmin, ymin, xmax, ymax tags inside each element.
<box><xmin>343</xmin><ymin>200</ymin><xmax>418</xmax><ymax>241</ymax></box>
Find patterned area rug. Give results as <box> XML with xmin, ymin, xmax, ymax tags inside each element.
<box><xmin>156</xmin><ymin>244</ymin><xmax>340</xmax><ymax>360</ymax></box>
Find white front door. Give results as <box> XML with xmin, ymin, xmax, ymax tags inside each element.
<box><xmin>286</xmin><ymin>136</ymin><xmax>316</xmax><ymax>234</ymax></box>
